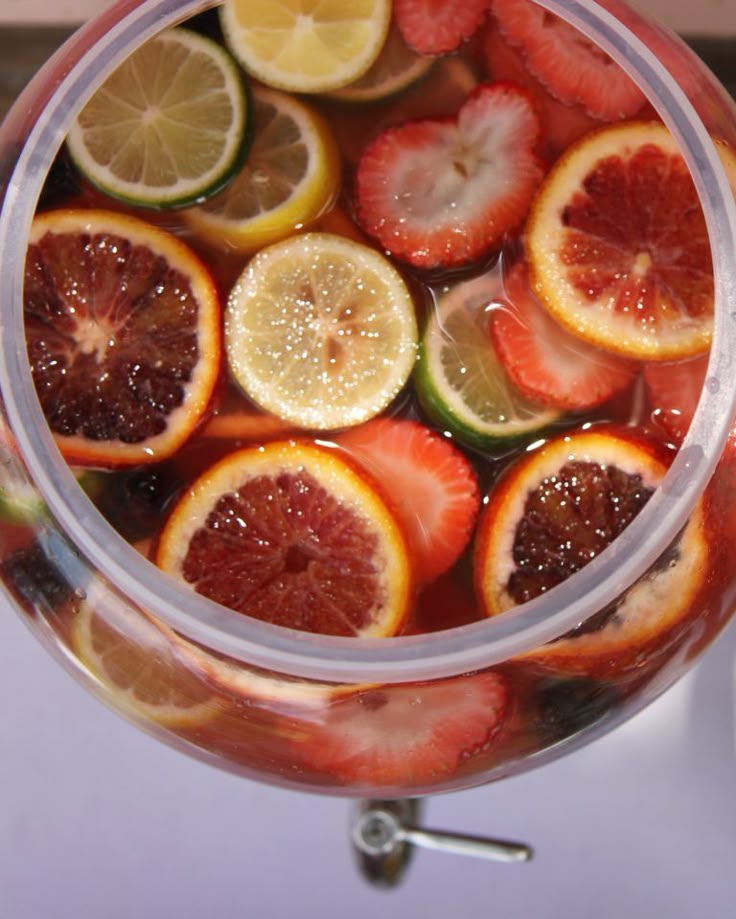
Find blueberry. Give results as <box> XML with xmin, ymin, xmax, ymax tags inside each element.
<box><xmin>90</xmin><ymin>464</ymin><xmax>182</xmax><ymax>543</ymax></box>
<box><xmin>536</xmin><ymin>676</ymin><xmax>619</xmax><ymax>743</ymax></box>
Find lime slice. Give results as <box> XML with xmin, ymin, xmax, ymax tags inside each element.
<box><xmin>415</xmin><ymin>274</ymin><xmax>559</xmax><ymax>449</ymax></box>
<box><xmin>220</xmin><ymin>0</ymin><xmax>391</xmax><ymax>93</ymax></box>
<box><xmin>327</xmin><ymin>19</ymin><xmax>434</xmax><ymax>103</ymax></box>
<box><xmin>66</xmin><ymin>27</ymin><xmax>252</xmax><ymax>209</ymax></box>
<box><xmin>184</xmin><ymin>85</ymin><xmax>341</xmax><ymax>253</ymax></box>
<box><xmin>225</xmin><ymin>232</ymin><xmax>418</xmax><ymax>430</ymax></box>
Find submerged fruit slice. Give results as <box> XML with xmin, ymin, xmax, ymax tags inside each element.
<box><xmin>66</xmin><ymin>28</ymin><xmax>251</xmax><ymax>209</ymax></box>
<box><xmin>220</xmin><ymin>0</ymin><xmax>391</xmax><ymax>93</ymax></box>
<box><xmin>337</xmin><ymin>418</ymin><xmax>480</xmax><ymax>584</ymax></box>
<box><xmin>225</xmin><ymin>233</ymin><xmax>418</xmax><ymax>430</ymax></box>
<box><xmin>72</xmin><ymin>582</ymin><xmax>220</xmax><ymax>728</ymax></box>
<box><xmin>185</xmin><ymin>85</ymin><xmax>341</xmax><ymax>253</ymax></box>
<box><xmin>394</xmin><ymin>0</ymin><xmax>490</xmax><ymax>55</ymax></box>
<box><xmin>491</xmin><ymin>261</ymin><xmax>638</xmax><ymax>410</ymax></box>
<box><xmin>155</xmin><ymin>440</ymin><xmax>412</xmax><ymax>637</ymax></box>
<box><xmin>491</xmin><ymin>0</ymin><xmax>645</xmax><ymax>120</ymax></box>
<box><xmin>527</xmin><ymin>122</ymin><xmax>716</xmax><ymax>362</ymax></box>
<box><xmin>415</xmin><ymin>272</ymin><xmax>559</xmax><ymax>449</ymax></box>
<box><xmin>644</xmin><ymin>355</ymin><xmax>707</xmax><ymax>443</ymax></box>
<box><xmin>25</xmin><ymin>209</ymin><xmax>221</xmax><ymax>467</ymax></box>
<box><xmin>475</xmin><ymin>426</ymin><xmax>708</xmax><ymax>674</ymax></box>
<box><xmin>327</xmin><ymin>18</ymin><xmax>433</xmax><ymax>103</ymax></box>
<box><xmin>300</xmin><ymin>671</ymin><xmax>509</xmax><ymax>786</ymax></box>
<box><xmin>356</xmin><ymin>83</ymin><xmax>543</xmax><ymax>270</ymax></box>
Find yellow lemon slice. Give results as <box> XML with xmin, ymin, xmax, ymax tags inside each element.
<box><xmin>225</xmin><ymin>232</ymin><xmax>418</xmax><ymax>430</ymax></box>
<box><xmin>220</xmin><ymin>0</ymin><xmax>391</xmax><ymax>93</ymax></box>
<box><xmin>184</xmin><ymin>84</ymin><xmax>341</xmax><ymax>253</ymax></box>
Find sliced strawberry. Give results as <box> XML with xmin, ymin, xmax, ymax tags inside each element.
<box><xmin>491</xmin><ymin>0</ymin><xmax>645</xmax><ymax>121</ymax></box>
<box><xmin>337</xmin><ymin>417</ymin><xmax>480</xmax><ymax>584</ymax></box>
<box><xmin>394</xmin><ymin>0</ymin><xmax>490</xmax><ymax>56</ymax></box>
<box><xmin>480</xmin><ymin>24</ymin><xmax>599</xmax><ymax>156</ymax></box>
<box><xmin>355</xmin><ymin>82</ymin><xmax>543</xmax><ymax>270</ymax></box>
<box><xmin>644</xmin><ymin>355</ymin><xmax>707</xmax><ymax>442</ymax></box>
<box><xmin>300</xmin><ymin>672</ymin><xmax>509</xmax><ymax>786</ymax></box>
<box><xmin>491</xmin><ymin>262</ymin><xmax>638</xmax><ymax>411</ymax></box>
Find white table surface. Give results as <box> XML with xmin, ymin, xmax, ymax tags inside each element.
<box><xmin>2</xmin><ymin>594</ymin><xmax>736</xmax><ymax>918</ymax></box>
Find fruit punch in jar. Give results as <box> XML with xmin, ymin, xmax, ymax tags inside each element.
<box><xmin>4</xmin><ymin>0</ymin><xmax>736</xmax><ymax>796</ymax></box>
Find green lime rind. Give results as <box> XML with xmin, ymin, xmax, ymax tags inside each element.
<box><xmin>0</xmin><ymin>470</ymin><xmax>100</xmax><ymax>526</ymax></box>
<box><xmin>414</xmin><ymin>276</ymin><xmax>560</xmax><ymax>451</ymax></box>
<box><xmin>66</xmin><ymin>28</ymin><xmax>254</xmax><ymax>211</ymax></box>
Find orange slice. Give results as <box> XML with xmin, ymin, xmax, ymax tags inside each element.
<box><xmin>25</xmin><ymin>209</ymin><xmax>221</xmax><ymax>467</ymax></box>
<box><xmin>527</xmin><ymin>121</ymin><xmax>720</xmax><ymax>362</ymax></box>
<box><xmin>155</xmin><ymin>440</ymin><xmax>412</xmax><ymax>637</ymax></box>
<box><xmin>71</xmin><ymin>581</ymin><xmax>221</xmax><ymax>728</ymax></box>
<box><xmin>474</xmin><ymin>426</ymin><xmax>708</xmax><ymax>675</ymax></box>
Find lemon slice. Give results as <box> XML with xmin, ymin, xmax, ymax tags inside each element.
<box><xmin>220</xmin><ymin>0</ymin><xmax>391</xmax><ymax>93</ymax></box>
<box><xmin>71</xmin><ymin>581</ymin><xmax>221</xmax><ymax>728</ymax></box>
<box><xmin>225</xmin><ymin>233</ymin><xmax>418</xmax><ymax>430</ymax></box>
<box><xmin>327</xmin><ymin>19</ymin><xmax>433</xmax><ymax>103</ymax></box>
<box><xmin>185</xmin><ymin>85</ymin><xmax>340</xmax><ymax>253</ymax></box>
<box><xmin>66</xmin><ymin>28</ymin><xmax>251</xmax><ymax>209</ymax></box>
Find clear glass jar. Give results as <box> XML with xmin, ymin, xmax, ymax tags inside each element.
<box><xmin>2</xmin><ymin>0</ymin><xmax>736</xmax><ymax>798</ymax></box>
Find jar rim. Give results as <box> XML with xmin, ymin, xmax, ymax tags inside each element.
<box><xmin>2</xmin><ymin>0</ymin><xmax>735</xmax><ymax>683</ymax></box>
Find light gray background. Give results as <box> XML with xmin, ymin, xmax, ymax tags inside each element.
<box><xmin>2</xmin><ymin>599</ymin><xmax>735</xmax><ymax>918</ymax></box>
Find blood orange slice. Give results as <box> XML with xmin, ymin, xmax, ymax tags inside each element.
<box><xmin>474</xmin><ymin>426</ymin><xmax>709</xmax><ymax>675</ymax></box>
<box><xmin>526</xmin><ymin>122</ymin><xmax>720</xmax><ymax>362</ymax></box>
<box><xmin>155</xmin><ymin>440</ymin><xmax>412</xmax><ymax>637</ymax></box>
<box><xmin>24</xmin><ymin>209</ymin><xmax>221</xmax><ymax>467</ymax></box>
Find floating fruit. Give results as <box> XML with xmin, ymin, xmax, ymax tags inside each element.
<box><xmin>185</xmin><ymin>85</ymin><xmax>341</xmax><ymax>253</ymax></box>
<box><xmin>25</xmin><ymin>209</ymin><xmax>222</xmax><ymax>467</ymax></box>
<box><xmin>155</xmin><ymin>440</ymin><xmax>413</xmax><ymax>638</ymax></box>
<box><xmin>491</xmin><ymin>0</ymin><xmax>645</xmax><ymax>120</ymax></box>
<box><xmin>337</xmin><ymin>418</ymin><xmax>480</xmax><ymax>584</ymax></box>
<box><xmin>415</xmin><ymin>272</ymin><xmax>559</xmax><ymax>449</ymax></box>
<box><xmin>220</xmin><ymin>0</ymin><xmax>391</xmax><ymax>93</ymax></box>
<box><xmin>526</xmin><ymin>121</ymin><xmax>716</xmax><ymax>361</ymax></box>
<box><xmin>66</xmin><ymin>28</ymin><xmax>252</xmax><ymax>209</ymax></box>
<box><xmin>300</xmin><ymin>671</ymin><xmax>509</xmax><ymax>786</ymax></box>
<box><xmin>355</xmin><ymin>83</ymin><xmax>544</xmax><ymax>270</ymax></box>
<box><xmin>394</xmin><ymin>0</ymin><xmax>491</xmax><ymax>55</ymax></box>
<box><xmin>225</xmin><ymin>233</ymin><xmax>418</xmax><ymax>431</ymax></box>
<box><xmin>474</xmin><ymin>426</ymin><xmax>709</xmax><ymax>675</ymax></box>
<box><xmin>491</xmin><ymin>261</ymin><xmax>638</xmax><ymax>411</ymax></box>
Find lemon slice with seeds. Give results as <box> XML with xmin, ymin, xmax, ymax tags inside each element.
<box><xmin>225</xmin><ymin>233</ymin><xmax>418</xmax><ymax>430</ymax></box>
<box><xmin>220</xmin><ymin>0</ymin><xmax>391</xmax><ymax>93</ymax></box>
<box><xmin>184</xmin><ymin>85</ymin><xmax>341</xmax><ymax>253</ymax></box>
<box><xmin>66</xmin><ymin>28</ymin><xmax>251</xmax><ymax>209</ymax></box>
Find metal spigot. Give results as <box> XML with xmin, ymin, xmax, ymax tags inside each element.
<box><xmin>351</xmin><ymin>799</ymin><xmax>533</xmax><ymax>888</ymax></box>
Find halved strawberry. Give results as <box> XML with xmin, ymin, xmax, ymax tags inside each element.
<box><xmin>300</xmin><ymin>672</ymin><xmax>509</xmax><ymax>786</ymax></box>
<box><xmin>395</xmin><ymin>0</ymin><xmax>490</xmax><ymax>56</ymax></box>
<box><xmin>355</xmin><ymin>82</ymin><xmax>544</xmax><ymax>270</ymax></box>
<box><xmin>336</xmin><ymin>417</ymin><xmax>480</xmax><ymax>584</ymax></box>
<box><xmin>491</xmin><ymin>0</ymin><xmax>645</xmax><ymax>121</ymax></box>
<box><xmin>491</xmin><ymin>262</ymin><xmax>638</xmax><ymax>411</ymax></box>
<box><xmin>480</xmin><ymin>24</ymin><xmax>599</xmax><ymax>156</ymax></box>
<box><xmin>644</xmin><ymin>355</ymin><xmax>707</xmax><ymax>442</ymax></box>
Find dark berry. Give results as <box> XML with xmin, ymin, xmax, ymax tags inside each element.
<box><xmin>536</xmin><ymin>676</ymin><xmax>619</xmax><ymax>743</ymax></box>
<box><xmin>90</xmin><ymin>464</ymin><xmax>182</xmax><ymax>543</ymax></box>
<box><xmin>1</xmin><ymin>530</ymin><xmax>84</xmax><ymax>618</ymax></box>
